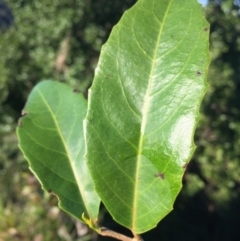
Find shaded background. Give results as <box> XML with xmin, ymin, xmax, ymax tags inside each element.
<box><xmin>0</xmin><ymin>0</ymin><xmax>240</xmax><ymax>240</ymax></box>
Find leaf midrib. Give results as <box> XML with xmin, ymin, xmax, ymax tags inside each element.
<box><xmin>132</xmin><ymin>0</ymin><xmax>173</xmax><ymax>231</ymax></box>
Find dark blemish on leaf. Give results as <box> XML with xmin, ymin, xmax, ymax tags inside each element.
<box><xmin>155</xmin><ymin>172</ymin><xmax>164</xmax><ymax>180</ymax></box>
<box><xmin>48</xmin><ymin>189</ymin><xmax>52</xmax><ymax>193</ymax></box>
<box><xmin>73</xmin><ymin>89</ymin><xmax>81</xmax><ymax>93</ymax></box>
<box><xmin>196</xmin><ymin>71</ymin><xmax>202</xmax><ymax>76</ymax></box>
<box><xmin>203</xmin><ymin>27</ymin><xmax>208</xmax><ymax>32</ymax></box>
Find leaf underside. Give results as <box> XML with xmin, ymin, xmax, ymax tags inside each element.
<box><xmin>86</xmin><ymin>0</ymin><xmax>210</xmax><ymax>233</ymax></box>
<box><xmin>17</xmin><ymin>81</ymin><xmax>100</xmax><ymax>223</ymax></box>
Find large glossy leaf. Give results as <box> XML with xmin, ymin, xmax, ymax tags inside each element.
<box><xmin>86</xmin><ymin>0</ymin><xmax>210</xmax><ymax>234</ymax></box>
<box><xmin>17</xmin><ymin>81</ymin><xmax>100</xmax><ymax>222</ymax></box>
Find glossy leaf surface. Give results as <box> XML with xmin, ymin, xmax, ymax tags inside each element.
<box><xmin>17</xmin><ymin>81</ymin><xmax>100</xmax><ymax>222</ymax></box>
<box><xmin>86</xmin><ymin>0</ymin><xmax>210</xmax><ymax>233</ymax></box>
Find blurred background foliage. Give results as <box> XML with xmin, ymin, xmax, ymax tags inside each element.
<box><xmin>0</xmin><ymin>0</ymin><xmax>239</xmax><ymax>240</ymax></box>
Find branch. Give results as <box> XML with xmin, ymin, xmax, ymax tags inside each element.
<box><xmin>99</xmin><ymin>227</ymin><xmax>144</xmax><ymax>241</ymax></box>
<box><xmin>133</xmin><ymin>233</ymin><xmax>144</xmax><ymax>241</ymax></box>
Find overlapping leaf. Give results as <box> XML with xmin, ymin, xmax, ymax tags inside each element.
<box><xmin>86</xmin><ymin>0</ymin><xmax>210</xmax><ymax>233</ymax></box>
<box><xmin>17</xmin><ymin>81</ymin><xmax>100</xmax><ymax>222</ymax></box>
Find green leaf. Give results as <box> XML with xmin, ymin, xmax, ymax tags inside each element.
<box><xmin>17</xmin><ymin>81</ymin><xmax>100</xmax><ymax>223</ymax></box>
<box><xmin>86</xmin><ymin>0</ymin><xmax>210</xmax><ymax>234</ymax></box>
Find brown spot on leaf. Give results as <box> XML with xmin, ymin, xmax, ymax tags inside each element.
<box><xmin>93</xmin><ymin>91</ymin><xmax>99</xmax><ymax>96</ymax></box>
<box><xmin>203</xmin><ymin>27</ymin><xmax>208</xmax><ymax>32</ymax></box>
<box><xmin>155</xmin><ymin>172</ymin><xmax>164</xmax><ymax>180</ymax></box>
<box><xmin>88</xmin><ymin>118</ymin><xmax>93</xmax><ymax>124</ymax></box>
<box><xmin>48</xmin><ymin>190</ymin><xmax>52</xmax><ymax>193</ymax></box>
<box><xmin>196</xmin><ymin>71</ymin><xmax>202</xmax><ymax>76</ymax></box>
<box><xmin>73</xmin><ymin>89</ymin><xmax>81</xmax><ymax>93</ymax></box>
